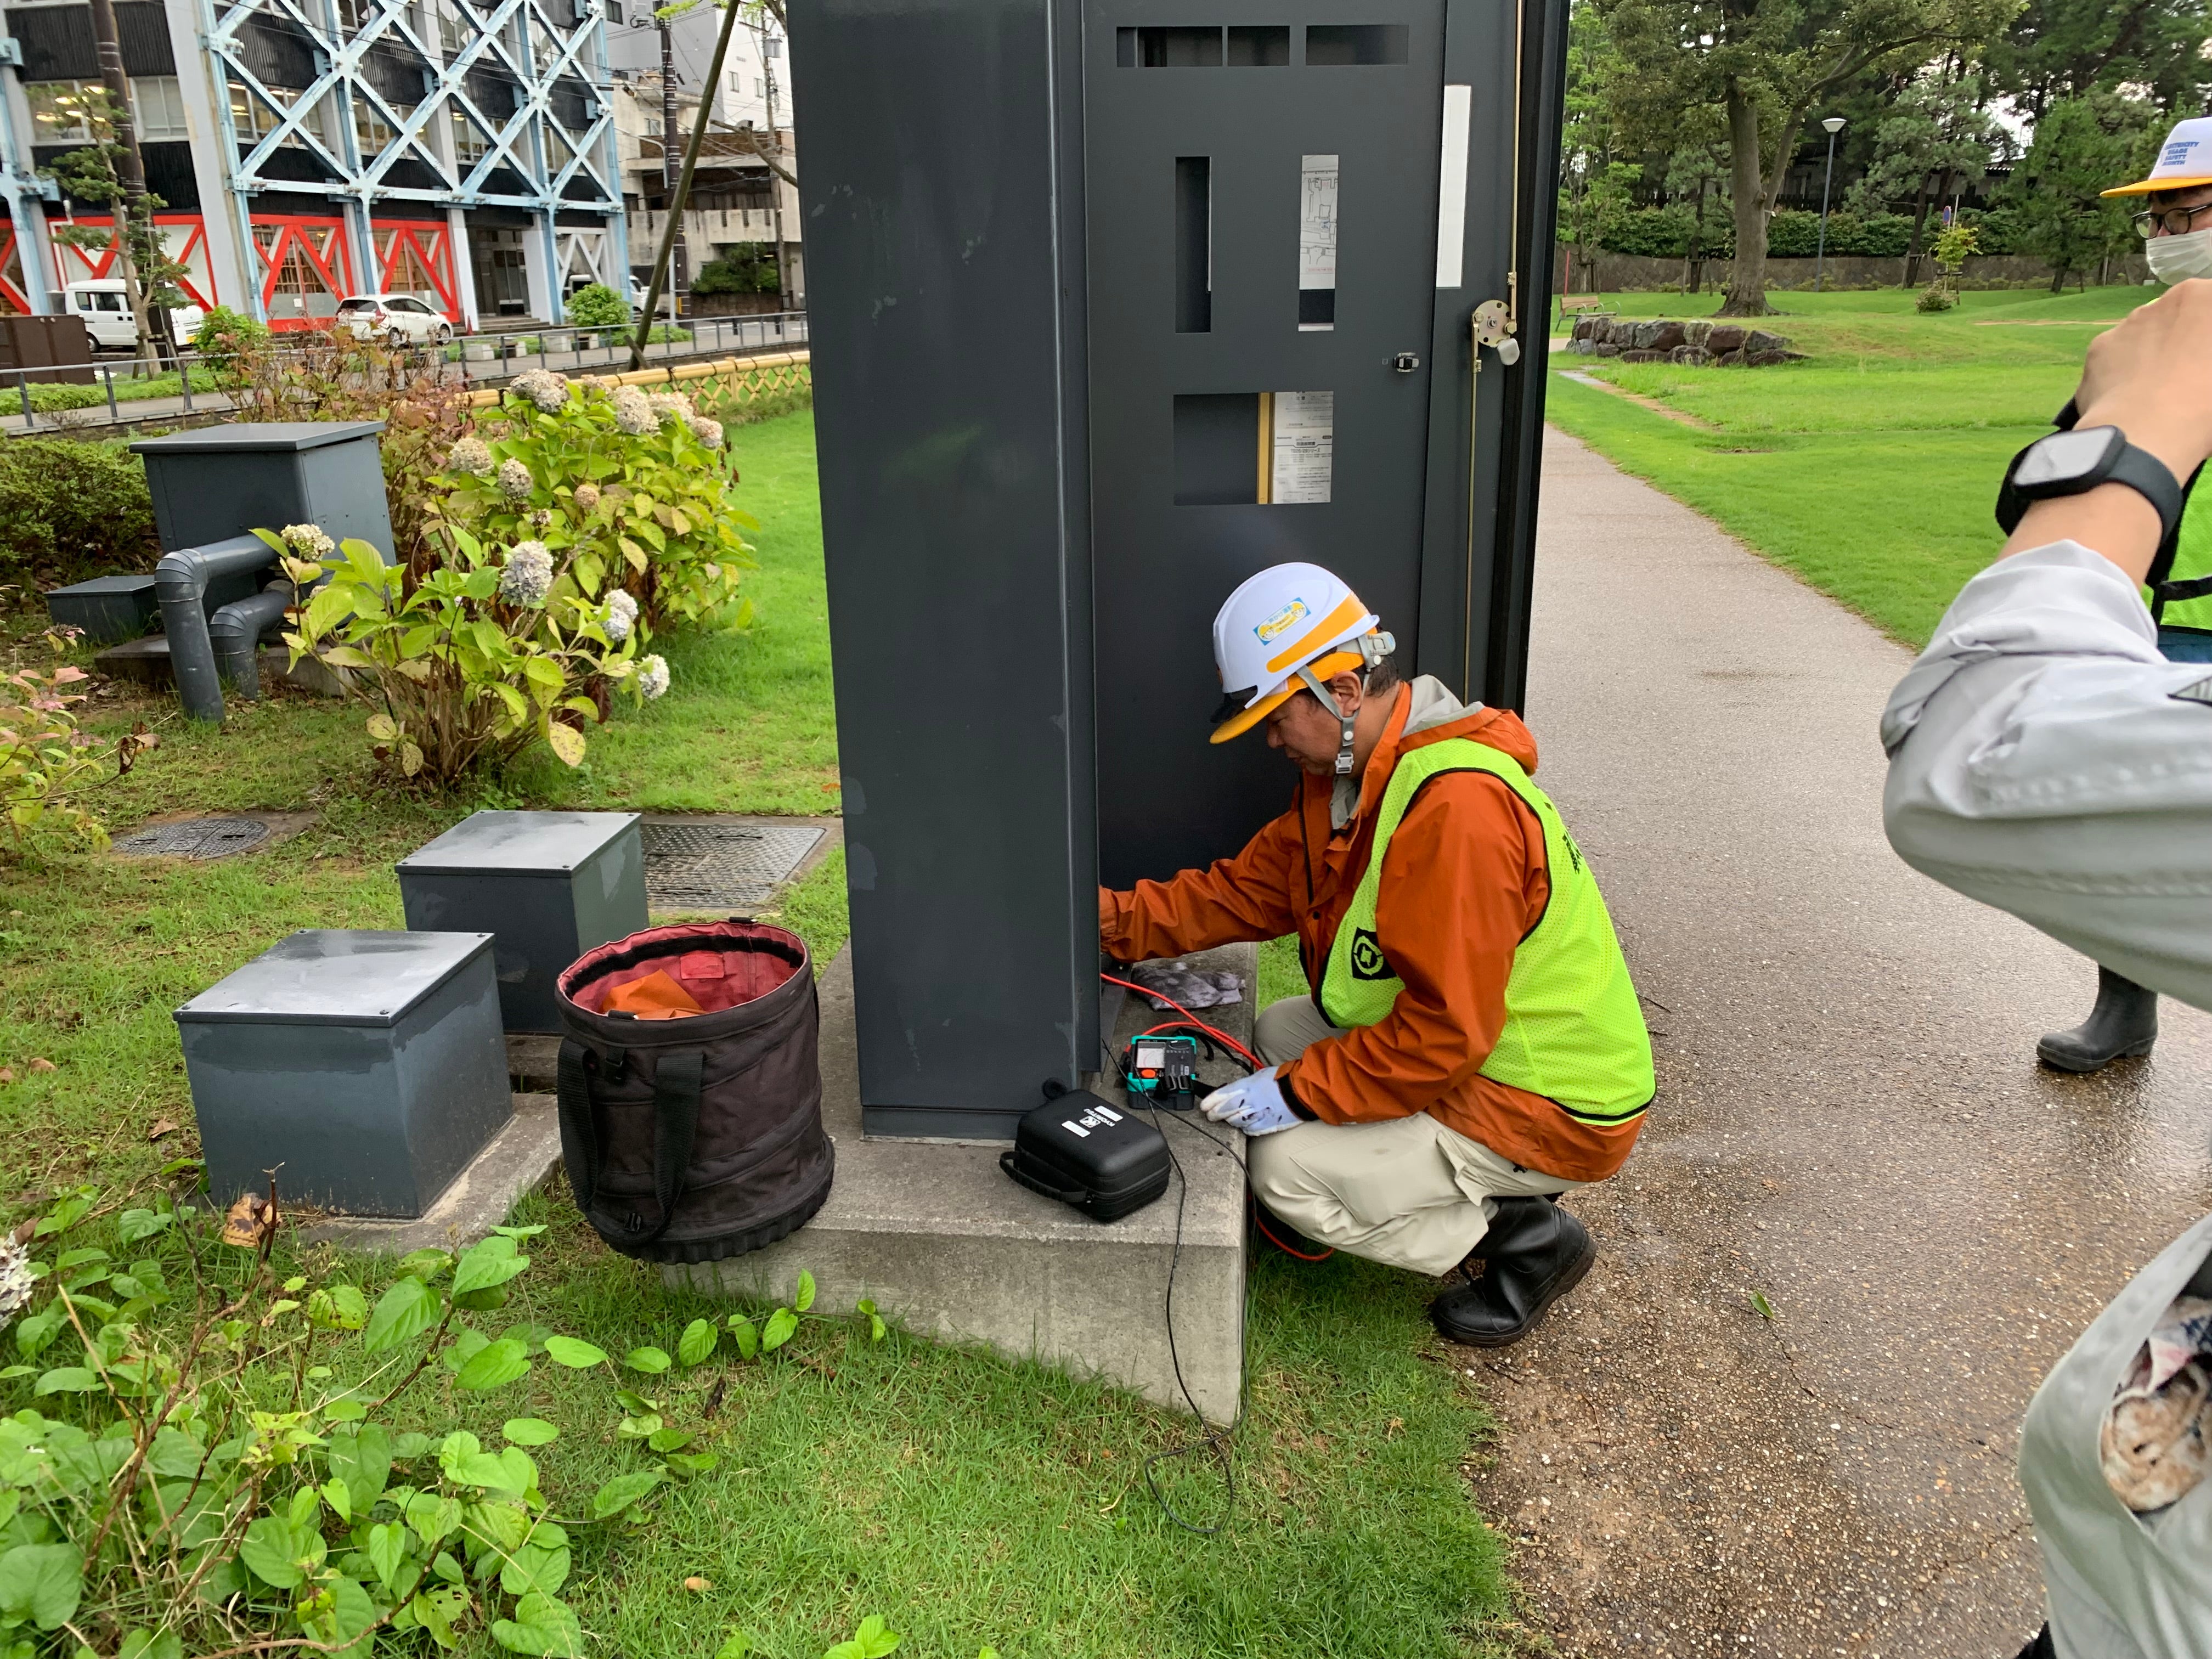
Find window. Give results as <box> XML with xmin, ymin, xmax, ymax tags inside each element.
<box><xmin>229</xmin><ymin>78</ymin><xmax>333</xmax><ymax>149</ymax></box>
<box><xmin>451</xmin><ymin>106</ymin><xmax>491</xmax><ymax>163</ymax></box>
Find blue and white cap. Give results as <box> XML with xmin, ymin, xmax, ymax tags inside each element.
<box><xmin>2103</xmin><ymin>116</ymin><xmax>2212</xmax><ymax>198</ymax></box>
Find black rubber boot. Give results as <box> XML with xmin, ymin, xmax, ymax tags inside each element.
<box><xmin>2037</xmin><ymin>967</ymin><xmax>2158</xmax><ymax>1073</ymax></box>
<box><xmin>1430</xmin><ymin>1196</ymin><xmax>1596</xmax><ymax>1348</ymax></box>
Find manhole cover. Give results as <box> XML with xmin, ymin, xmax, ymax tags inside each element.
<box><xmin>641</xmin><ymin>822</ymin><xmax>825</xmax><ymax>911</ymax></box>
<box><xmin>111</xmin><ymin>816</ymin><xmax>273</xmax><ymax>861</ymax></box>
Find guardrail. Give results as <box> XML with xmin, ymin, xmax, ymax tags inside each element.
<box><xmin>0</xmin><ymin>311</ymin><xmax>810</xmax><ymax>436</ymax></box>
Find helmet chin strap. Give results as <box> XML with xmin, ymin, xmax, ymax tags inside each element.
<box><xmin>1296</xmin><ymin>664</ymin><xmax>1359</xmax><ymax>776</ymax></box>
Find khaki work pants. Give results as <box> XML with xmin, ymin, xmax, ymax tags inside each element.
<box><xmin>1245</xmin><ymin>996</ymin><xmax>1581</xmax><ymax>1276</ymax></box>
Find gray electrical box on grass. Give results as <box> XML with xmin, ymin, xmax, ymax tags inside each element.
<box><xmin>130</xmin><ymin>422</ymin><xmax>397</xmax><ymax>559</ymax></box>
<box><xmin>174</xmin><ymin>930</ymin><xmax>512</xmax><ymax>1217</ymax></box>
<box><xmin>397</xmin><ymin>811</ymin><xmax>649</xmax><ymax>1034</ymax></box>
<box><xmin>796</xmin><ymin>0</ymin><xmax>1567</xmax><ymax>1137</ymax></box>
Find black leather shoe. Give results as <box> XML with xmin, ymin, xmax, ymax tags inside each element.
<box><xmin>2038</xmin><ymin>967</ymin><xmax>2158</xmax><ymax>1073</ymax></box>
<box><xmin>1430</xmin><ymin>1196</ymin><xmax>1596</xmax><ymax>1348</ymax></box>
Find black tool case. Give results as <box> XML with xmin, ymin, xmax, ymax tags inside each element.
<box><xmin>1000</xmin><ymin>1087</ymin><xmax>1171</xmax><ymax>1222</ymax></box>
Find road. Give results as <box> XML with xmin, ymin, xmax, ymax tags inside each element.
<box><xmin>1466</xmin><ymin>429</ymin><xmax>2212</xmax><ymax>1658</ymax></box>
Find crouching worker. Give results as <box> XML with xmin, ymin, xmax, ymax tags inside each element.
<box><xmin>1099</xmin><ymin>562</ymin><xmax>1655</xmax><ymax>1346</ymax></box>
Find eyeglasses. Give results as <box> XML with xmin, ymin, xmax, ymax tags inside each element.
<box><xmin>2134</xmin><ymin>202</ymin><xmax>2212</xmax><ymax>239</ymax></box>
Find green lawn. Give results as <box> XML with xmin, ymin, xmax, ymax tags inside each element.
<box><xmin>1545</xmin><ymin>285</ymin><xmax>2153</xmax><ymax>645</ymax></box>
<box><xmin>1</xmin><ymin>408</ymin><xmax>1520</xmax><ymax>1659</ymax></box>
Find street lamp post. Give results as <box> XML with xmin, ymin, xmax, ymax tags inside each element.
<box><xmin>1814</xmin><ymin>116</ymin><xmax>1846</xmax><ymax>293</ymax></box>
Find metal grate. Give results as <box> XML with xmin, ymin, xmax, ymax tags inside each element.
<box><xmin>640</xmin><ymin>822</ymin><xmax>825</xmax><ymax>912</ymax></box>
<box><xmin>111</xmin><ymin>817</ymin><xmax>273</xmax><ymax>861</ymax></box>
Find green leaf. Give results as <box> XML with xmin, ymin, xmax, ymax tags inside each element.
<box><xmin>499</xmin><ymin>1538</ymin><xmax>571</xmax><ymax>1598</ymax></box>
<box><xmin>502</xmin><ymin>1418</ymin><xmax>560</xmax><ymax>1446</ymax></box>
<box><xmin>451</xmin><ymin>1451</ymin><xmax>526</xmax><ymax>1493</ymax></box>
<box><xmin>13</xmin><ymin>1309</ymin><xmax>61</xmax><ymax>1361</ymax></box>
<box><xmin>454</xmin><ymin>1338</ymin><xmax>531</xmax><ymax>1391</ymax></box>
<box><xmin>32</xmin><ymin>1368</ymin><xmax>98</xmax><ymax>1396</ymax></box>
<box><xmin>238</xmin><ymin>1515</ymin><xmax>306</xmax><ymax>1588</ymax></box>
<box><xmin>822</xmin><ymin>1617</ymin><xmax>902</xmax><ymax>1659</ymax></box>
<box><xmin>761</xmin><ymin>1307</ymin><xmax>798</xmax><ymax>1354</ymax></box>
<box><xmin>406</xmin><ymin>1492</ymin><xmax>462</xmax><ymax>1548</ymax></box>
<box><xmin>116</xmin><ymin>1209</ymin><xmax>170</xmax><ymax>1244</ymax></box>
<box><xmin>323</xmin><ymin>1399</ymin><xmax>368</xmax><ymax>1423</ymax></box>
<box><xmin>327</xmin><ymin>1575</ymin><xmax>378</xmax><ymax>1645</ymax></box>
<box><xmin>714</xmin><ymin>1633</ymin><xmax>755</xmax><ymax>1659</ymax></box>
<box><xmin>664</xmin><ymin>1450</ymin><xmax>721</xmax><ymax>1476</ymax></box>
<box><xmin>645</xmin><ymin>1427</ymin><xmax>693</xmax><ymax>1453</ymax></box>
<box><xmin>366</xmin><ymin>1521</ymin><xmax>410</xmax><ymax>1590</ymax></box>
<box><xmin>676</xmin><ymin>1317</ymin><xmax>718</xmax><ymax>1367</ymax></box>
<box><xmin>622</xmin><ymin>1346</ymin><xmax>672</xmax><ymax>1374</ymax></box>
<box><xmin>541</xmin><ymin>1335</ymin><xmax>607</xmax><ymax>1369</ymax></box>
<box><xmin>308</xmin><ymin>1284</ymin><xmax>370</xmax><ymax>1330</ymax></box>
<box><xmin>794</xmin><ymin>1269</ymin><xmax>816</xmax><ymax>1313</ymax></box>
<box><xmin>614</xmin><ymin>1413</ymin><xmax>663</xmax><ymax>1441</ymax></box>
<box><xmin>870</xmin><ymin>1314</ymin><xmax>887</xmax><ymax>1342</ymax></box>
<box><xmin>0</xmin><ymin>1543</ymin><xmax>83</xmax><ymax>1630</ymax></box>
<box><xmin>363</xmin><ymin>1276</ymin><xmax>441</xmax><ymax>1353</ymax></box>
<box><xmin>117</xmin><ymin>1630</ymin><xmax>182</xmax><ymax>1659</ymax></box>
<box><xmin>1750</xmin><ymin>1290</ymin><xmax>1775</xmax><ymax>1321</ymax></box>
<box><xmin>727</xmin><ymin>1316</ymin><xmax>758</xmax><ymax>1361</ymax></box>
<box><xmin>436</xmin><ymin>1430</ymin><xmax>483</xmax><ymax>1480</ymax></box>
<box><xmin>398</xmin><ymin>1249</ymin><xmax>454</xmax><ymax>1284</ymax></box>
<box><xmin>451</xmin><ymin>1235</ymin><xmax>531</xmax><ymax>1297</ymax></box>
<box><xmin>443</xmin><ymin>1327</ymin><xmax>490</xmax><ymax>1375</ymax></box>
<box><xmin>329</xmin><ymin>1425</ymin><xmax>391</xmax><ymax>1514</ymax></box>
<box><xmin>321</xmin><ymin>1476</ymin><xmax>352</xmax><ymax>1522</ymax></box>
<box><xmin>589</xmin><ymin>1469</ymin><xmax>662</xmax><ymax>1519</ymax></box>
<box><xmin>491</xmin><ymin>1592</ymin><xmax>584</xmax><ymax>1657</ymax></box>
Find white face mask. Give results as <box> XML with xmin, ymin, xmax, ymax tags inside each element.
<box><xmin>2146</xmin><ymin>225</ymin><xmax>2212</xmax><ymax>284</ymax></box>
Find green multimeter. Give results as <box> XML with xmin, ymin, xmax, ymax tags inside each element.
<box><xmin>1121</xmin><ymin>1033</ymin><xmax>1201</xmax><ymax>1106</ymax></box>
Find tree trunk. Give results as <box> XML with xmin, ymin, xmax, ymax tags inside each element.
<box><xmin>86</xmin><ymin>0</ymin><xmax>168</xmax><ymax>369</ymax></box>
<box><xmin>1904</xmin><ymin>171</ymin><xmax>1934</xmax><ymax>286</ymax></box>
<box><xmin>1719</xmin><ymin>83</ymin><xmax>1773</xmax><ymax>317</ymax></box>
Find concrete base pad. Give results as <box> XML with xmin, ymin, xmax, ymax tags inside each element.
<box><xmin>302</xmin><ymin>1092</ymin><xmax>562</xmax><ymax>1254</ymax></box>
<box><xmin>668</xmin><ymin>946</ymin><xmax>1254</xmax><ymax>1424</ymax></box>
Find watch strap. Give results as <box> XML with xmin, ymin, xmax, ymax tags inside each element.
<box><xmin>1995</xmin><ymin>430</ymin><xmax>2185</xmax><ymax>541</ymax></box>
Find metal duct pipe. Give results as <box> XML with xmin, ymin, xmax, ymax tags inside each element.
<box><xmin>154</xmin><ymin>534</ymin><xmax>278</xmax><ymax>723</ymax></box>
<box><xmin>208</xmin><ymin>585</ymin><xmax>296</xmax><ymax>701</ymax></box>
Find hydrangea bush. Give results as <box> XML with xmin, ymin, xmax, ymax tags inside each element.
<box><xmin>267</xmin><ymin>531</ymin><xmax>653</xmax><ymax>782</ymax></box>
<box><xmin>437</xmin><ymin>371</ymin><xmax>756</xmax><ymax>630</ymax></box>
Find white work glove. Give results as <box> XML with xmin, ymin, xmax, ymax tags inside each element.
<box><xmin>1198</xmin><ymin>1066</ymin><xmax>1301</xmax><ymax>1136</ymax></box>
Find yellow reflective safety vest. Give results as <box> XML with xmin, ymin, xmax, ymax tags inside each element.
<box><xmin>2160</xmin><ymin>485</ymin><xmax>2212</xmax><ymax>637</ymax></box>
<box><xmin>1318</xmin><ymin>737</ymin><xmax>1655</xmax><ymax>1131</ymax></box>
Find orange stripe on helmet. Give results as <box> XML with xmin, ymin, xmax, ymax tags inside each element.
<box><xmin>1264</xmin><ymin>593</ymin><xmax>1367</xmax><ymax>675</ymax></box>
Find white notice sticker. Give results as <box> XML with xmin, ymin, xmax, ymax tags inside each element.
<box><xmin>1062</xmin><ymin>1120</ymin><xmax>1090</xmax><ymax>1138</ymax></box>
<box><xmin>1299</xmin><ymin>153</ymin><xmax>1339</xmax><ymax>331</ymax></box>
<box><xmin>1271</xmin><ymin>390</ymin><xmax>1334</xmax><ymax>505</ymax></box>
<box><xmin>1095</xmin><ymin>1104</ymin><xmax>1124</xmax><ymax>1122</ymax></box>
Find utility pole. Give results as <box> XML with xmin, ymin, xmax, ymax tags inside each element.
<box><xmin>758</xmin><ymin>24</ymin><xmax>790</xmax><ymax>308</ymax></box>
<box><xmin>630</xmin><ymin>0</ymin><xmax>742</xmax><ymax>368</ymax></box>
<box><xmin>1814</xmin><ymin>116</ymin><xmax>1844</xmax><ymax>295</ymax></box>
<box><xmin>655</xmin><ymin>13</ymin><xmax>687</xmax><ymax>300</ymax></box>
<box><xmin>84</xmin><ymin>0</ymin><xmax>173</xmax><ymax>367</ymax></box>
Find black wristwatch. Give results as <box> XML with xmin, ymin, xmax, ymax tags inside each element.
<box><xmin>1995</xmin><ymin>425</ymin><xmax>2186</xmax><ymax>543</ymax></box>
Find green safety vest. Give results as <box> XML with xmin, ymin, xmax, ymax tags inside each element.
<box><xmin>2161</xmin><ymin>486</ymin><xmax>2212</xmax><ymax>635</ymax></box>
<box><xmin>1319</xmin><ymin>737</ymin><xmax>1656</xmax><ymax>1131</ymax></box>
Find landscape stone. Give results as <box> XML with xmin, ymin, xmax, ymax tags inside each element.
<box><xmin>1683</xmin><ymin>319</ymin><xmax>1712</xmax><ymax>347</ymax></box>
<box><xmin>1706</xmin><ymin>325</ymin><xmax>1748</xmax><ymax>354</ymax></box>
<box><xmin>1714</xmin><ymin>349</ymin><xmax>1747</xmax><ymax>366</ymax></box>
<box><xmin>1618</xmin><ymin>349</ymin><xmax>1666</xmax><ymax>363</ymax></box>
<box><xmin>1640</xmin><ymin>321</ymin><xmax>1686</xmax><ymax>353</ymax></box>
<box><xmin>1746</xmin><ymin>329</ymin><xmax>1787</xmax><ymax>354</ymax></box>
<box><xmin>1745</xmin><ymin>349</ymin><xmax>1793</xmax><ymax>367</ymax></box>
<box><xmin>1594</xmin><ymin>342</ymin><xmax>1622</xmax><ymax>357</ymax></box>
<box><xmin>1668</xmin><ymin>345</ymin><xmax>1713</xmax><ymax>366</ymax></box>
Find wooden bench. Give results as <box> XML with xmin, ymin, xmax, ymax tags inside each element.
<box><xmin>1557</xmin><ymin>295</ymin><xmax>1618</xmax><ymax>329</ymax></box>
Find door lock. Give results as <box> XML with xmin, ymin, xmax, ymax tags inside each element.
<box><xmin>1391</xmin><ymin>352</ymin><xmax>1420</xmax><ymax>373</ymax></box>
<box><xmin>1472</xmin><ymin>299</ymin><xmax>1521</xmax><ymax>365</ymax></box>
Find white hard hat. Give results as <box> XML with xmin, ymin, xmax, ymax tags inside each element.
<box><xmin>1209</xmin><ymin>561</ymin><xmax>1392</xmax><ymax>745</ymax></box>
<box><xmin>2104</xmin><ymin>116</ymin><xmax>2212</xmax><ymax>196</ymax></box>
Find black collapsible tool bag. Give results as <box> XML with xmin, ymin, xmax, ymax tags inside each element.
<box><xmin>1000</xmin><ymin>1085</ymin><xmax>1171</xmax><ymax>1222</ymax></box>
<box><xmin>555</xmin><ymin>920</ymin><xmax>833</xmax><ymax>1263</ymax></box>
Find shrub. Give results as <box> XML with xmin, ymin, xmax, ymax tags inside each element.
<box><xmin>442</xmin><ymin>370</ymin><xmax>755</xmax><ymax>629</ymax></box>
<box><xmin>1916</xmin><ymin>284</ymin><xmax>1959</xmax><ymax>311</ymax></box>
<box><xmin>562</xmin><ymin>283</ymin><xmax>629</xmax><ymax>329</ymax></box>
<box><xmin>188</xmin><ymin>303</ymin><xmax>269</xmax><ymax>374</ymax></box>
<box><xmin>691</xmin><ymin>244</ymin><xmax>780</xmax><ymax>295</ymax></box>
<box><xmin>0</xmin><ymin>438</ymin><xmax>156</xmax><ymax>590</ymax></box>
<box><xmin>275</xmin><ymin>526</ymin><xmax>653</xmax><ymax>782</ymax></box>
<box><xmin>2</xmin><ymin>658</ymin><xmax>156</xmax><ymax>849</ymax></box>
<box><xmin>0</xmin><ymin>1182</ymin><xmax>873</xmax><ymax>1659</ymax></box>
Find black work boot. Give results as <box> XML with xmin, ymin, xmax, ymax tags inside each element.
<box><xmin>1430</xmin><ymin>1196</ymin><xmax>1596</xmax><ymax>1348</ymax></box>
<box><xmin>2037</xmin><ymin>967</ymin><xmax>2158</xmax><ymax>1073</ymax></box>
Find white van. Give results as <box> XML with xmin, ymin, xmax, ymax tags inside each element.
<box><xmin>63</xmin><ymin>279</ymin><xmax>206</xmax><ymax>351</ymax></box>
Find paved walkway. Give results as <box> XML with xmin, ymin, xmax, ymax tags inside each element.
<box><xmin>1468</xmin><ymin>431</ymin><xmax>2212</xmax><ymax>1658</ymax></box>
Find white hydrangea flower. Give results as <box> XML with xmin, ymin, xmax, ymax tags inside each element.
<box><xmin>612</xmin><ymin>385</ymin><xmax>657</xmax><ymax>436</ymax></box>
<box><xmin>649</xmin><ymin>391</ymin><xmax>693</xmax><ymax>424</ymax></box>
<box><xmin>497</xmin><ymin>458</ymin><xmax>533</xmax><ymax>500</ymax></box>
<box><xmin>604</xmin><ymin>589</ymin><xmax>639</xmax><ymax>644</ymax></box>
<box><xmin>0</xmin><ymin>1235</ymin><xmax>32</xmax><ymax>1331</ymax></box>
<box><xmin>687</xmin><ymin>416</ymin><xmax>724</xmax><ymax>450</ymax></box>
<box><xmin>447</xmin><ymin>436</ymin><xmax>493</xmax><ymax>475</ymax></box>
<box><xmin>511</xmin><ymin>368</ymin><xmax>571</xmax><ymax>413</ymax></box>
<box><xmin>498</xmin><ymin>539</ymin><xmax>555</xmax><ymax>607</ymax></box>
<box><xmin>636</xmin><ymin>653</ymin><xmax>670</xmax><ymax>700</ymax></box>
<box><xmin>281</xmin><ymin>523</ymin><xmax>335</xmax><ymax>560</ymax></box>
<box><xmin>529</xmin><ymin>509</ymin><xmax>554</xmax><ymax>530</ymax></box>
<box><xmin>572</xmin><ymin>483</ymin><xmax>602</xmax><ymax>514</ymax></box>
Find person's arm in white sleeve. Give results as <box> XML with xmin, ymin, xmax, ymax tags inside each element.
<box><xmin>1881</xmin><ymin>280</ymin><xmax>2212</xmax><ymax>1012</ymax></box>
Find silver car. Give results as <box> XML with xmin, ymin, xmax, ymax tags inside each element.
<box><xmin>337</xmin><ymin>294</ymin><xmax>455</xmax><ymax>347</ymax></box>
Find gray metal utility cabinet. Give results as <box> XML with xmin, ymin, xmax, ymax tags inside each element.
<box><xmin>174</xmin><ymin>930</ymin><xmax>512</xmax><ymax>1217</ymax></box>
<box><xmin>795</xmin><ymin>0</ymin><xmax>1568</xmax><ymax>1136</ymax></box>
<box><xmin>397</xmin><ymin>812</ymin><xmax>649</xmax><ymax>1034</ymax></box>
<box><xmin>125</xmin><ymin>422</ymin><xmax>396</xmax><ymax>721</ymax></box>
